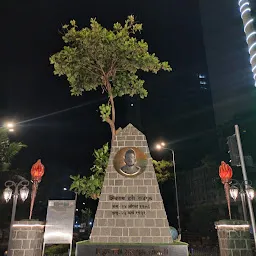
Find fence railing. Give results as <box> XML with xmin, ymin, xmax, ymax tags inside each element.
<box><xmin>189</xmin><ymin>247</ymin><xmax>219</xmax><ymax>256</ymax></box>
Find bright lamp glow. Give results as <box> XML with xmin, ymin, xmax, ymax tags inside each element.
<box><xmin>3</xmin><ymin>187</ymin><xmax>13</xmax><ymax>202</ymax></box>
<box><xmin>246</xmin><ymin>186</ymin><xmax>255</xmax><ymax>200</ymax></box>
<box><xmin>6</xmin><ymin>123</ymin><xmax>14</xmax><ymax>129</ymax></box>
<box><xmin>161</xmin><ymin>142</ymin><xmax>166</xmax><ymax>147</ymax></box>
<box><xmin>156</xmin><ymin>144</ymin><xmax>162</xmax><ymax>150</ymax></box>
<box><xmin>20</xmin><ymin>186</ymin><xmax>29</xmax><ymax>202</ymax></box>
<box><xmin>230</xmin><ymin>186</ymin><xmax>239</xmax><ymax>201</ymax></box>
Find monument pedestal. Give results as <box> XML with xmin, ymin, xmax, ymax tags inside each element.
<box><xmin>76</xmin><ymin>242</ymin><xmax>189</xmax><ymax>256</ymax></box>
<box><xmin>215</xmin><ymin>220</ymin><xmax>253</xmax><ymax>256</ymax></box>
<box><xmin>8</xmin><ymin>220</ymin><xmax>45</xmax><ymax>256</ymax></box>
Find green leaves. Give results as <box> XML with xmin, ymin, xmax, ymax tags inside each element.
<box><xmin>153</xmin><ymin>159</ymin><xmax>173</xmax><ymax>184</ymax></box>
<box><xmin>99</xmin><ymin>104</ymin><xmax>111</xmax><ymax>122</ymax></box>
<box><xmin>69</xmin><ymin>143</ymin><xmax>110</xmax><ymax>199</ymax></box>
<box><xmin>50</xmin><ymin>14</ymin><xmax>171</xmax><ymax>100</ymax></box>
<box><xmin>0</xmin><ymin>128</ymin><xmax>27</xmax><ymax>172</ymax></box>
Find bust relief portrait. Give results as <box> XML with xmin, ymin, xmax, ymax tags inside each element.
<box><xmin>113</xmin><ymin>147</ymin><xmax>147</xmax><ymax>177</ymax></box>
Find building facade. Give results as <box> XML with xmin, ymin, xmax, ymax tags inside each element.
<box><xmin>199</xmin><ymin>0</ymin><xmax>256</xmax><ymax>125</ymax></box>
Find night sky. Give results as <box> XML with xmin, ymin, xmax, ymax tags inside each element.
<box><xmin>0</xmin><ymin>0</ymin><xmax>217</xmax><ymax>221</ymax></box>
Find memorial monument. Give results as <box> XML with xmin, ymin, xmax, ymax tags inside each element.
<box><xmin>76</xmin><ymin>124</ymin><xmax>188</xmax><ymax>255</ymax></box>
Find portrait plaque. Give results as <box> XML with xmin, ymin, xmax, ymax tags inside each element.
<box><xmin>113</xmin><ymin>147</ymin><xmax>147</xmax><ymax>177</ymax></box>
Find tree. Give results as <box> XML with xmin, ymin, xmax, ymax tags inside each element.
<box><xmin>70</xmin><ymin>143</ymin><xmax>173</xmax><ymax>199</ymax></box>
<box><xmin>0</xmin><ymin>128</ymin><xmax>26</xmax><ymax>172</ymax></box>
<box><xmin>70</xmin><ymin>143</ymin><xmax>109</xmax><ymax>199</ymax></box>
<box><xmin>50</xmin><ymin>15</ymin><xmax>171</xmax><ymax>140</ymax></box>
<box><xmin>152</xmin><ymin>159</ymin><xmax>173</xmax><ymax>183</ymax></box>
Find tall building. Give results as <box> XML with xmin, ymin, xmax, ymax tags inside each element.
<box><xmin>199</xmin><ymin>0</ymin><xmax>256</xmax><ymax>125</ymax></box>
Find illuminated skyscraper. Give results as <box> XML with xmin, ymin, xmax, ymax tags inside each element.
<box><xmin>199</xmin><ymin>0</ymin><xmax>256</xmax><ymax>125</ymax></box>
<box><xmin>238</xmin><ymin>0</ymin><xmax>256</xmax><ymax>85</ymax></box>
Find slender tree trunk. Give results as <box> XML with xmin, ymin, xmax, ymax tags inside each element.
<box><xmin>105</xmin><ymin>80</ymin><xmax>116</xmax><ymax>141</ymax></box>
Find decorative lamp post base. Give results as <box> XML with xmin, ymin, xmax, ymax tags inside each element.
<box><xmin>7</xmin><ymin>220</ymin><xmax>45</xmax><ymax>256</ymax></box>
<box><xmin>215</xmin><ymin>220</ymin><xmax>253</xmax><ymax>256</ymax></box>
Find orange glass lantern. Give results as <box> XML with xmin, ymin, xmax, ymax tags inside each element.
<box><xmin>219</xmin><ymin>161</ymin><xmax>233</xmax><ymax>219</ymax></box>
<box><xmin>29</xmin><ymin>159</ymin><xmax>45</xmax><ymax>219</ymax></box>
<box><xmin>219</xmin><ymin>161</ymin><xmax>233</xmax><ymax>184</ymax></box>
<box><xmin>31</xmin><ymin>159</ymin><xmax>45</xmax><ymax>182</ymax></box>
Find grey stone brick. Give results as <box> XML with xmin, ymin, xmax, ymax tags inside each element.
<box><xmin>111</xmin><ymin>228</ymin><xmax>122</xmax><ymax>236</ymax></box>
<box><xmin>124</xmin><ymin>180</ymin><xmax>134</xmax><ymax>186</ymax></box>
<box><xmin>134</xmin><ymin>219</ymin><xmax>144</xmax><ymax>227</ymax></box>
<box><xmin>108</xmin><ymin>237</ymin><xmax>120</xmax><ymax>243</ymax></box>
<box><xmin>22</xmin><ymin>240</ymin><xmax>30</xmax><ymax>249</ymax></box>
<box><xmin>24</xmin><ymin>250</ymin><xmax>34</xmax><ymax>256</ymax></box>
<box><xmin>103</xmin><ymin>211</ymin><xmax>112</xmax><ymax>218</ymax></box>
<box><xmin>12</xmin><ymin>241</ymin><xmax>22</xmax><ymax>249</ymax></box>
<box><xmin>131</xmin><ymin>236</ymin><xmax>141</xmax><ymax>243</ymax></box>
<box><xmin>126</xmin><ymin>219</ymin><xmax>134</xmax><ymax>227</ymax></box>
<box><xmin>145</xmin><ymin>172</ymin><xmax>153</xmax><ymax>178</ymax></box>
<box><xmin>155</xmin><ymin>219</ymin><xmax>164</xmax><ymax>227</ymax></box>
<box><xmin>13</xmin><ymin>250</ymin><xmax>24</xmax><ymax>256</ymax></box>
<box><xmin>123</xmin><ymin>228</ymin><xmax>128</xmax><ymax>236</ymax></box>
<box><xmin>139</xmin><ymin>228</ymin><xmax>150</xmax><ymax>236</ymax></box>
<box><xmin>141</xmin><ymin>237</ymin><xmax>153</xmax><ymax>243</ymax></box>
<box><xmin>101</xmin><ymin>228</ymin><xmax>110</xmax><ymax>236</ymax></box>
<box><xmin>145</xmin><ymin>219</ymin><xmax>155</xmax><ymax>227</ymax></box>
<box><xmin>160</xmin><ymin>228</ymin><xmax>171</xmax><ymax>236</ymax></box>
<box><xmin>138</xmin><ymin>186</ymin><xmax>147</xmax><ymax>193</ymax></box>
<box><xmin>108</xmin><ymin>219</ymin><xmax>115</xmax><ymax>226</ymax></box>
<box><xmin>125</xmin><ymin>141</ymin><xmax>135</xmax><ymax>147</ymax></box>
<box><xmin>115</xmin><ymin>180</ymin><xmax>123</xmax><ymax>186</ymax></box>
<box><xmin>151</xmin><ymin>228</ymin><xmax>160</xmax><ymax>236</ymax></box>
<box><xmin>134</xmin><ymin>179</ymin><xmax>143</xmax><ymax>186</ymax></box>
<box><xmin>16</xmin><ymin>231</ymin><xmax>28</xmax><ymax>239</ymax></box>
<box><xmin>144</xmin><ymin>180</ymin><xmax>151</xmax><ymax>185</ymax></box>
<box><xmin>151</xmin><ymin>202</ymin><xmax>162</xmax><ymax>209</ymax></box>
<box><xmin>116</xmin><ymin>219</ymin><xmax>125</xmax><ymax>227</ymax></box>
<box><xmin>129</xmin><ymin>228</ymin><xmax>139</xmax><ymax>236</ymax></box>
<box><xmin>126</xmin><ymin>136</ymin><xmax>136</xmax><ymax>140</ymax></box>
<box><xmin>146</xmin><ymin>211</ymin><xmax>157</xmax><ymax>218</ymax></box>
<box><xmin>120</xmin><ymin>237</ymin><xmax>129</xmax><ymax>243</ymax></box>
<box><xmin>98</xmin><ymin>219</ymin><xmax>108</xmax><ymax>226</ymax></box>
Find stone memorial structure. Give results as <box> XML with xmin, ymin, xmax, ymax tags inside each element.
<box><xmin>76</xmin><ymin>124</ymin><xmax>188</xmax><ymax>256</ymax></box>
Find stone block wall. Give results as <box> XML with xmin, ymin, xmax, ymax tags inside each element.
<box><xmin>215</xmin><ymin>220</ymin><xmax>253</xmax><ymax>256</ymax></box>
<box><xmin>90</xmin><ymin>124</ymin><xmax>173</xmax><ymax>244</ymax></box>
<box><xmin>8</xmin><ymin>220</ymin><xmax>45</xmax><ymax>256</ymax></box>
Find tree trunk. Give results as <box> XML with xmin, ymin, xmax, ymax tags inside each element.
<box><xmin>105</xmin><ymin>80</ymin><xmax>116</xmax><ymax>141</ymax></box>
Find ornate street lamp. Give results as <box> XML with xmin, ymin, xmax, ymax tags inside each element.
<box><xmin>229</xmin><ymin>180</ymin><xmax>255</xmax><ymax>221</ymax></box>
<box><xmin>3</xmin><ymin>179</ymin><xmax>30</xmax><ymax>224</ymax></box>
<box><xmin>219</xmin><ymin>161</ymin><xmax>233</xmax><ymax>219</ymax></box>
<box><xmin>29</xmin><ymin>159</ymin><xmax>45</xmax><ymax>219</ymax></box>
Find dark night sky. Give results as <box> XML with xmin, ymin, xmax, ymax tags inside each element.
<box><xmin>0</xmin><ymin>0</ymin><xmax>216</xmax><ymax>218</ymax></box>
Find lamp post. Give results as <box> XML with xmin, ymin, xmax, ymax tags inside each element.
<box><xmin>3</xmin><ymin>179</ymin><xmax>30</xmax><ymax>224</ymax></box>
<box><xmin>3</xmin><ymin>178</ymin><xmax>29</xmax><ymax>256</ymax></box>
<box><xmin>229</xmin><ymin>180</ymin><xmax>255</xmax><ymax>222</ymax></box>
<box><xmin>155</xmin><ymin>142</ymin><xmax>181</xmax><ymax>235</ymax></box>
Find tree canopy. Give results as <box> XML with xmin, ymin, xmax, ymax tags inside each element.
<box><xmin>50</xmin><ymin>15</ymin><xmax>171</xmax><ymax>139</ymax></box>
<box><xmin>0</xmin><ymin>128</ymin><xmax>26</xmax><ymax>172</ymax></box>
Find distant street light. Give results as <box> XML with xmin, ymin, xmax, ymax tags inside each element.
<box><xmin>155</xmin><ymin>142</ymin><xmax>181</xmax><ymax>236</ymax></box>
<box><xmin>229</xmin><ymin>180</ymin><xmax>255</xmax><ymax>221</ymax></box>
<box><xmin>63</xmin><ymin>187</ymin><xmax>68</xmax><ymax>191</ymax></box>
<box><xmin>4</xmin><ymin>122</ymin><xmax>16</xmax><ymax>132</ymax></box>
